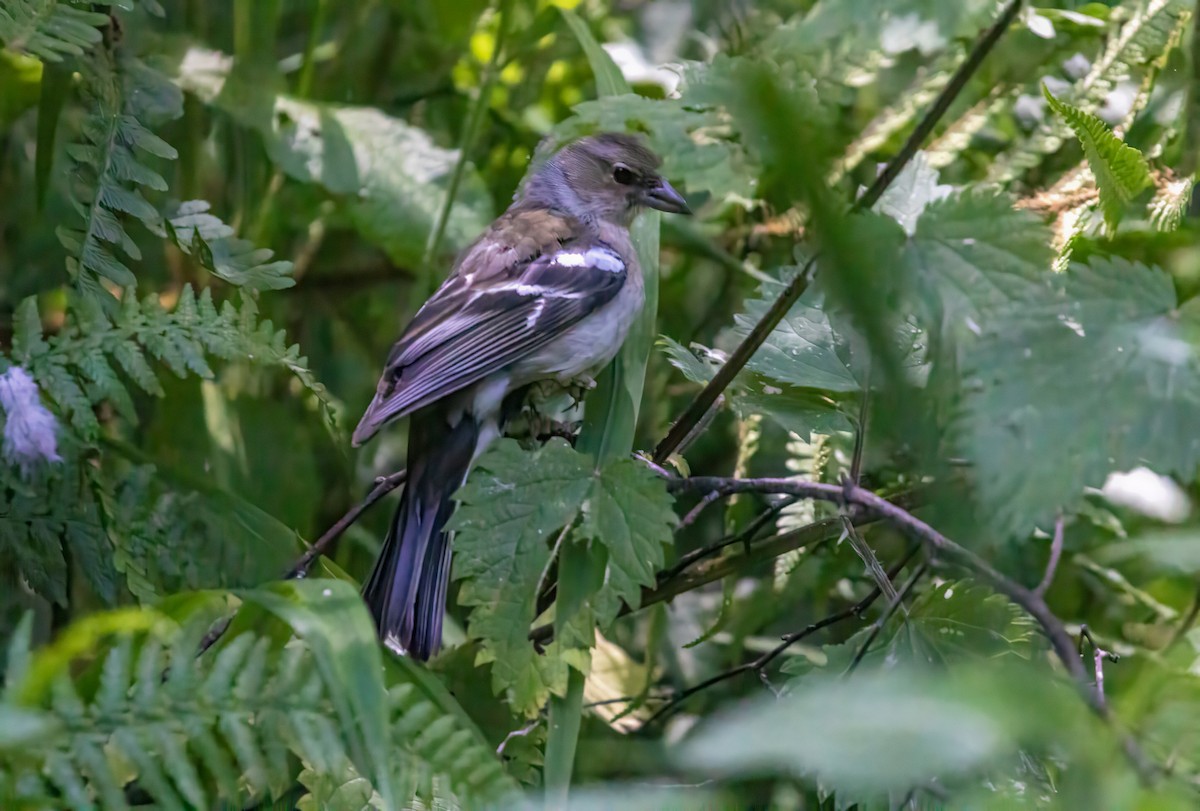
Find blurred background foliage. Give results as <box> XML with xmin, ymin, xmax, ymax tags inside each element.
<box><xmin>5</xmin><ymin>0</ymin><xmax>1200</xmax><ymax>808</ymax></box>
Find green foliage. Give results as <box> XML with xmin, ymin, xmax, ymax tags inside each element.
<box><xmin>963</xmin><ymin>257</ymin><xmax>1200</xmax><ymax>538</ymax></box>
<box><xmin>6</xmin><ymin>0</ymin><xmax>1200</xmax><ymax>807</ymax></box>
<box><xmin>59</xmin><ymin>49</ymin><xmax>181</xmax><ymax>299</ymax></box>
<box><xmin>1044</xmin><ymin>86</ymin><xmax>1152</xmax><ymax>233</ymax></box>
<box><xmin>0</xmin><ymin>582</ymin><xmax>517</xmax><ymax>810</ymax></box>
<box><xmin>451</xmin><ymin>439</ymin><xmax>675</xmax><ymax>714</ymax></box>
<box><xmin>12</xmin><ymin>285</ymin><xmax>329</xmax><ymax>437</ymax></box>
<box><xmin>0</xmin><ymin>0</ymin><xmax>111</xmax><ymax>63</ymax></box>
<box><xmin>164</xmin><ymin>201</ymin><xmax>295</xmax><ymax>290</ymax></box>
<box><xmin>170</xmin><ymin>46</ymin><xmax>493</xmax><ymax>268</ymax></box>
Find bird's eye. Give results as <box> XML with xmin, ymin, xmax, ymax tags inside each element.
<box><xmin>613</xmin><ymin>165</ymin><xmax>636</xmax><ymax>185</ymax></box>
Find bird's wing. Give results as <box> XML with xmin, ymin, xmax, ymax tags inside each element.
<box><xmin>352</xmin><ymin>211</ymin><xmax>629</xmax><ymax>444</ymax></box>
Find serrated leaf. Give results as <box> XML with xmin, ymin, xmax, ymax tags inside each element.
<box><xmin>736</xmin><ymin>277</ymin><xmax>860</xmax><ymax>393</ymax></box>
<box><xmin>578</xmin><ymin>458</ymin><xmax>676</xmax><ymax>624</ymax></box>
<box><xmin>898</xmin><ymin>189</ymin><xmax>1051</xmax><ymax>339</ymax></box>
<box><xmin>450</xmin><ymin>439</ymin><xmax>592</xmax><ymax>712</ymax></box>
<box><xmin>1044</xmin><ymin>86</ymin><xmax>1152</xmax><ymax>233</ymax></box>
<box><xmin>963</xmin><ymin>258</ymin><xmax>1200</xmax><ymax>538</ymax></box>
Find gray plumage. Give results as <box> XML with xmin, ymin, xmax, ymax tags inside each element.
<box><xmin>353</xmin><ymin>132</ymin><xmax>689</xmax><ymax>659</ymax></box>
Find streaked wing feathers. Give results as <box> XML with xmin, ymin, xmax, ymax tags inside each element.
<box><xmin>352</xmin><ymin>226</ymin><xmax>628</xmax><ymax>444</ymax></box>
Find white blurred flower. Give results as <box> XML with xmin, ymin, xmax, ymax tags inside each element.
<box><xmin>0</xmin><ymin>366</ymin><xmax>62</xmax><ymax>475</ymax></box>
<box><xmin>1101</xmin><ymin>467</ymin><xmax>1191</xmax><ymax>524</ymax></box>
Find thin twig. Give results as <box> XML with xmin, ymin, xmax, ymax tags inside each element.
<box><xmin>528</xmin><ymin>493</ymin><xmax>920</xmax><ymax>646</ymax></box>
<box><xmin>664</xmin><ymin>474</ymin><xmax>1159</xmax><ymax>783</ymax></box>
<box><xmin>659</xmin><ymin>496</ymin><xmax>801</xmax><ymax>583</ymax></box>
<box><xmin>1078</xmin><ymin>625</ymin><xmax>1119</xmax><ymax>710</ymax></box>
<box><xmin>286</xmin><ymin>469</ymin><xmax>408</xmax><ymax>579</ymax></box>
<box><xmin>1168</xmin><ymin>582</ymin><xmax>1200</xmax><ymax>650</ymax></box>
<box><xmin>846</xmin><ymin>561</ymin><xmax>928</xmax><ymax>674</ymax></box>
<box><xmin>857</xmin><ymin>0</ymin><xmax>1024</xmax><ymax>209</ymax></box>
<box><xmin>1034</xmin><ymin>513</ymin><xmax>1064</xmax><ymax>598</ymax></box>
<box><xmin>650</xmin><ymin>0</ymin><xmax>1022</xmax><ymax>464</ymax></box>
<box><xmin>645</xmin><ymin>547</ymin><xmax>919</xmax><ymax>726</ymax></box>
<box><xmin>679</xmin><ymin>490</ymin><xmax>723</xmax><ymax>530</ymax></box>
<box><xmin>496</xmin><ymin>720</ymin><xmax>541</xmax><ymax>757</ymax></box>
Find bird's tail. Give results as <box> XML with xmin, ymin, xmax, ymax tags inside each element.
<box><xmin>362</xmin><ymin>411</ymin><xmax>478</xmax><ymax>660</ymax></box>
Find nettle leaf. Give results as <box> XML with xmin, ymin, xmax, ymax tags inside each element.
<box><xmin>962</xmin><ymin>258</ymin><xmax>1200</xmax><ymax>539</ymax></box>
<box><xmin>1043</xmin><ymin>87</ymin><xmax>1151</xmax><ymax>234</ymax></box>
<box><xmin>736</xmin><ymin>277</ymin><xmax>859</xmax><ymax>393</ymax></box>
<box><xmin>450</xmin><ymin>439</ymin><xmax>675</xmax><ymax>713</ymax></box>
<box><xmin>172</xmin><ymin>48</ymin><xmax>493</xmax><ymax>267</ymax></box>
<box><xmin>577</xmin><ymin>457</ymin><xmax>677</xmax><ymax>625</ymax></box>
<box><xmin>871</xmin><ymin>151</ymin><xmax>952</xmax><ymax>237</ymax></box>
<box><xmin>450</xmin><ymin>439</ymin><xmax>592</xmax><ymax>712</ymax></box>
<box><xmin>897</xmin><ymin>188</ymin><xmax>1052</xmax><ymax>341</ymax></box>
<box><xmin>660</xmin><ymin>337</ymin><xmax>852</xmax><ymax>440</ymax></box>
<box><xmin>907</xmin><ymin>581</ymin><xmax>1037</xmax><ymax>662</ymax></box>
<box><xmin>165</xmin><ymin>201</ymin><xmax>294</xmax><ymax>290</ymax></box>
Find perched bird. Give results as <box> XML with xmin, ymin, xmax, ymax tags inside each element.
<box><xmin>351</xmin><ymin>133</ymin><xmax>690</xmax><ymax>659</ymax></box>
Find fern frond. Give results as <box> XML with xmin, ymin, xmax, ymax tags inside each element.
<box><xmin>0</xmin><ymin>591</ymin><xmax>519</xmax><ymax>810</ymax></box>
<box><xmin>59</xmin><ymin>46</ymin><xmax>180</xmax><ymax>299</ymax></box>
<box><xmin>0</xmin><ymin>0</ymin><xmax>112</xmax><ymax>62</ymax></box>
<box><xmin>989</xmin><ymin>0</ymin><xmax>1189</xmax><ymax>182</ymax></box>
<box><xmin>11</xmin><ymin>285</ymin><xmax>332</xmax><ymax>438</ymax></box>
<box><xmin>165</xmin><ymin>201</ymin><xmax>296</xmax><ymax>291</ymax></box>
<box><xmin>1043</xmin><ymin>86</ymin><xmax>1152</xmax><ymax>233</ymax></box>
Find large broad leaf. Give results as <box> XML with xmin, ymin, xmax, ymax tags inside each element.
<box><xmin>660</xmin><ymin>336</ymin><xmax>853</xmax><ymax>440</ymax></box>
<box><xmin>171</xmin><ymin>46</ymin><xmax>492</xmax><ymax>266</ymax></box>
<box><xmin>962</xmin><ymin>258</ymin><xmax>1200</xmax><ymax>539</ymax></box>
<box><xmin>1043</xmin><ymin>87</ymin><xmax>1152</xmax><ymax>234</ymax></box>
<box><xmin>735</xmin><ymin>276</ymin><xmax>860</xmax><ymax>393</ymax></box>
<box><xmin>679</xmin><ymin>665</ymin><xmax>1074</xmax><ymax>797</ymax></box>
<box><xmin>897</xmin><ymin>189</ymin><xmax>1052</xmax><ymax>340</ymax></box>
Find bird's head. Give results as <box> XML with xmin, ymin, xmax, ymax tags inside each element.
<box><xmin>523</xmin><ymin>132</ymin><xmax>691</xmax><ymax>226</ymax></box>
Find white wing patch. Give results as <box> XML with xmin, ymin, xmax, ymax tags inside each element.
<box><xmin>553</xmin><ymin>246</ymin><xmax>625</xmax><ymax>274</ymax></box>
<box><xmin>525</xmin><ymin>298</ymin><xmax>546</xmax><ymax>327</ymax></box>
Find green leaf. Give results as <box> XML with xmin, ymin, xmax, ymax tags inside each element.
<box><xmin>736</xmin><ymin>277</ymin><xmax>859</xmax><ymax>393</ymax></box>
<box><xmin>679</xmin><ymin>665</ymin><xmax>1075</xmax><ymax>796</ymax></box>
<box><xmin>0</xmin><ymin>1</ymin><xmax>110</xmax><ymax>63</ymax></box>
<box><xmin>1043</xmin><ymin>86</ymin><xmax>1152</xmax><ymax>233</ymax></box>
<box><xmin>1095</xmin><ymin>529</ymin><xmax>1200</xmax><ymax>574</ymax></box>
<box><xmin>963</xmin><ymin>258</ymin><xmax>1200</xmax><ymax>538</ymax></box>
<box><xmin>239</xmin><ymin>580</ymin><xmax>401</xmax><ymax>810</ymax></box>
<box><xmin>171</xmin><ymin>48</ymin><xmax>493</xmax><ymax>267</ymax></box>
<box><xmin>578</xmin><ymin>457</ymin><xmax>676</xmax><ymax>624</ymax></box>
<box><xmin>450</xmin><ymin>439</ymin><xmax>592</xmax><ymax>712</ymax></box>
<box><xmin>165</xmin><ymin>200</ymin><xmax>295</xmax><ymax>290</ymax></box>
<box><xmin>898</xmin><ymin>189</ymin><xmax>1052</xmax><ymax>340</ymax></box>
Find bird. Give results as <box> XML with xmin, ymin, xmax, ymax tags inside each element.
<box><xmin>350</xmin><ymin>132</ymin><xmax>691</xmax><ymax>659</ymax></box>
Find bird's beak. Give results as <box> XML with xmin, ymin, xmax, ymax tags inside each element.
<box><xmin>642</xmin><ymin>178</ymin><xmax>692</xmax><ymax>215</ymax></box>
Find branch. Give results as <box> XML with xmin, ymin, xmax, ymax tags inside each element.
<box><xmin>846</xmin><ymin>561</ymin><xmax>928</xmax><ymax>674</ymax></box>
<box><xmin>528</xmin><ymin>493</ymin><xmax>920</xmax><ymax>646</ymax></box>
<box><xmin>664</xmin><ymin>474</ymin><xmax>1161</xmax><ymax>784</ymax></box>
<box><xmin>286</xmin><ymin>469</ymin><xmax>407</xmax><ymax>578</ymax></box>
<box><xmin>645</xmin><ymin>546</ymin><xmax>920</xmax><ymax>725</ymax></box>
<box><xmin>650</xmin><ymin>0</ymin><xmax>1023</xmax><ymax>464</ymax></box>
<box><xmin>1034</xmin><ymin>513</ymin><xmax>1064</xmax><ymax>598</ymax></box>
